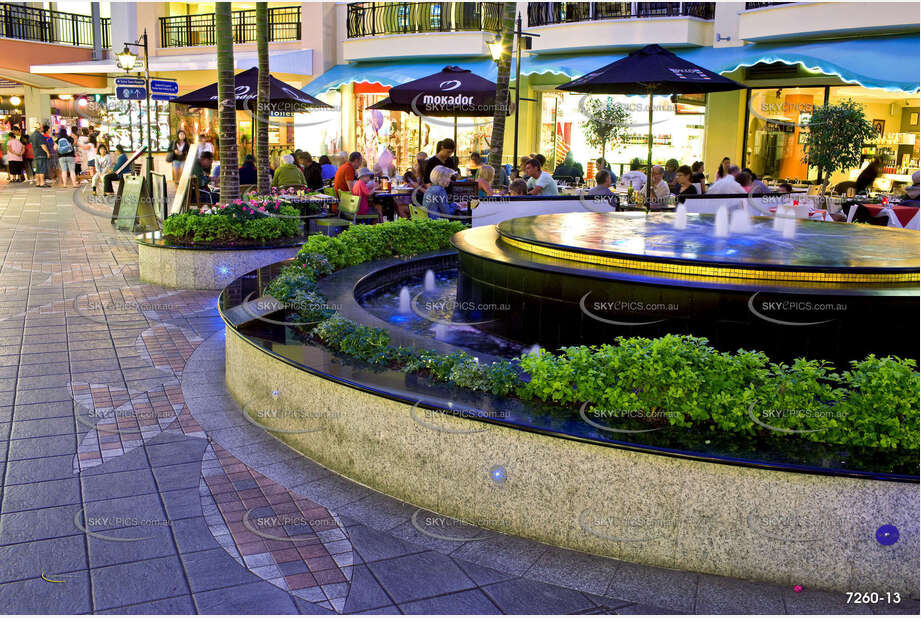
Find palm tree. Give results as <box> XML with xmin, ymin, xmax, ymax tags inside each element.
<box><xmin>486</xmin><ymin>2</ymin><xmax>515</xmax><ymax>187</ymax></box>
<box><xmin>215</xmin><ymin>2</ymin><xmax>240</xmax><ymax>201</ymax></box>
<box><xmin>255</xmin><ymin>3</ymin><xmax>270</xmax><ymax>194</ymax></box>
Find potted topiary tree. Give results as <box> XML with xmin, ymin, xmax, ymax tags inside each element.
<box><xmin>800</xmin><ymin>99</ymin><xmax>876</xmax><ymax>194</ymax></box>
<box><xmin>580</xmin><ymin>96</ymin><xmax>631</xmax><ymax>161</ymax></box>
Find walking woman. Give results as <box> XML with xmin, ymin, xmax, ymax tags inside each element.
<box><xmin>56</xmin><ymin>127</ymin><xmax>79</xmax><ymax>188</ymax></box>
<box><xmin>169</xmin><ymin>130</ymin><xmax>190</xmax><ymax>183</ymax></box>
<box><xmin>6</xmin><ymin>131</ymin><xmax>24</xmax><ymax>182</ymax></box>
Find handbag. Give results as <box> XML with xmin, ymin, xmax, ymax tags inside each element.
<box><xmin>166</xmin><ymin>144</ymin><xmax>175</xmax><ymax>163</ymax></box>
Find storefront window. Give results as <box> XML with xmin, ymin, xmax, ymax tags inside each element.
<box><xmin>827</xmin><ymin>86</ymin><xmax>920</xmax><ymax>184</ymax></box>
<box><xmin>744</xmin><ymin>86</ymin><xmax>824</xmax><ymax>182</ymax></box>
<box><xmin>353</xmin><ymin>89</ymin><xmax>492</xmax><ymax>175</ymax></box>
<box><xmin>101</xmin><ymin>97</ymin><xmax>171</xmax><ymax>152</ymax></box>
<box><xmin>294</xmin><ymin>89</ymin><xmax>341</xmax><ymax>159</ymax></box>
<box><xmin>744</xmin><ymin>85</ymin><xmax>920</xmax><ymax>186</ymax></box>
<box><xmin>540</xmin><ymin>91</ymin><xmax>704</xmax><ymax>179</ymax></box>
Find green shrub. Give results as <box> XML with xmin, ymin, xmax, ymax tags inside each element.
<box><xmin>837</xmin><ymin>356</ymin><xmax>920</xmax><ymax>448</ymax></box>
<box><xmin>295</xmin><ymin>218</ymin><xmax>465</xmax><ymax>270</ymax></box>
<box><xmin>265</xmin><ymin>217</ymin><xmax>920</xmax><ymax>451</ymax></box>
<box><xmin>162</xmin><ymin>205</ymin><xmax>300</xmax><ymax>245</ymax></box>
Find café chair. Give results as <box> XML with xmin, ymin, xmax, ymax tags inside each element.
<box><xmin>338</xmin><ymin>191</ymin><xmax>381</xmax><ymax>225</ymax></box>
<box><xmin>312</xmin><ymin>202</ymin><xmax>350</xmax><ymax>236</ymax></box>
<box><xmin>409</xmin><ymin>202</ymin><xmax>429</xmax><ymax>221</ymax></box>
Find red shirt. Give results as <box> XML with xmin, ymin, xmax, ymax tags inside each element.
<box><xmin>333</xmin><ymin>162</ymin><xmax>355</xmax><ymax>193</ymax></box>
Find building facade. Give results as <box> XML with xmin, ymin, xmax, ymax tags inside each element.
<box><xmin>7</xmin><ymin>1</ymin><xmax>919</xmax><ymax>186</ymax></box>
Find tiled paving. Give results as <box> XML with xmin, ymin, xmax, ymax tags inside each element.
<box><xmin>0</xmin><ymin>183</ymin><xmax>918</xmax><ymax>615</ymax></box>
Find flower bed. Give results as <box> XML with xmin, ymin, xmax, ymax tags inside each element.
<box><xmin>162</xmin><ymin>198</ymin><xmax>301</xmax><ymax>247</ymax></box>
<box><xmin>264</xmin><ymin>219</ymin><xmax>920</xmax><ymax>451</ymax></box>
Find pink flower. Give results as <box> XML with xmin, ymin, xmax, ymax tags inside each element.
<box><xmin>258</xmin><ymin>206</ymin><xmax>265</xmax><ymax>212</ymax></box>
<box><xmin>793</xmin><ymin>585</ymin><xmax>803</xmax><ymax>593</ymax></box>
<box><xmin>233</xmin><ymin>199</ymin><xmax>242</xmax><ymax>205</ymax></box>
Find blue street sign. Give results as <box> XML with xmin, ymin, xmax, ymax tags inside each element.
<box><xmin>151</xmin><ymin>93</ymin><xmax>178</xmax><ymax>102</ymax></box>
<box><xmin>150</xmin><ymin>79</ymin><xmax>179</xmax><ymax>94</ymax></box>
<box><xmin>115</xmin><ymin>77</ymin><xmax>146</xmax><ymax>86</ymax></box>
<box><xmin>116</xmin><ymin>86</ymin><xmax>147</xmax><ymax>100</ymax></box>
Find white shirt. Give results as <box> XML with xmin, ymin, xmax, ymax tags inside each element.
<box><xmin>199</xmin><ymin>142</ymin><xmax>214</xmax><ymax>154</ymax></box>
<box><xmin>620</xmin><ymin>170</ymin><xmax>647</xmax><ymax>191</ymax></box>
<box><xmin>526</xmin><ymin>171</ymin><xmax>559</xmax><ymax>195</ymax></box>
<box><xmin>639</xmin><ymin>179</ymin><xmax>670</xmax><ymax>203</ymax></box>
<box><xmin>707</xmin><ymin>175</ymin><xmax>745</xmax><ymax>194</ymax></box>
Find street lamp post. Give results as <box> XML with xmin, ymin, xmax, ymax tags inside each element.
<box><xmin>116</xmin><ymin>29</ymin><xmax>155</xmax><ymax>208</ymax></box>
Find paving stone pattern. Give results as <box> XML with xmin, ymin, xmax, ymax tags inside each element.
<box><xmin>1</xmin><ymin>185</ymin><xmax>917</xmax><ymax>615</ymax></box>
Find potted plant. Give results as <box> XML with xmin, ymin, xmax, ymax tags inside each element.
<box><xmin>801</xmin><ymin>99</ymin><xmax>876</xmax><ymax>195</ymax></box>
<box><xmin>580</xmin><ymin>96</ymin><xmax>631</xmax><ymax>161</ymax></box>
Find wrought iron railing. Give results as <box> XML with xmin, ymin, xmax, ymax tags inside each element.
<box><xmin>159</xmin><ymin>6</ymin><xmax>301</xmax><ymax>47</ymax></box>
<box><xmin>101</xmin><ymin>17</ymin><xmax>110</xmax><ymax>49</ymax></box>
<box><xmin>527</xmin><ymin>2</ymin><xmax>716</xmax><ymax>26</ymax></box>
<box><xmin>744</xmin><ymin>2</ymin><xmax>793</xmax><ymax>9</ymax></box>
<box><xmin>0</xmin><ymin>2</ymin><xmax>101</xmax><ymax>47</ymax></box>
<box><xmin>346</xmin><ymin>2</ymin><xmax>503</xmax><ymax>38</ymax></box>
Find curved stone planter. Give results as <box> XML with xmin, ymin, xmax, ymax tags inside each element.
<box><xmin>223</xmin><ymin>325</ymin><xmax>919</xmax><ymax>596</ymax></box>
<box><xmin>138</xmin><ymin>233</ymin><xmax>304</xmax><ymax>290</ymax></box>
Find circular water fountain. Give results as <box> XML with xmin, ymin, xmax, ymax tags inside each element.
<box><xmin>450</xmin><ymin>211</ymin><xmax>920</xmax><ymax>366</ymax></box>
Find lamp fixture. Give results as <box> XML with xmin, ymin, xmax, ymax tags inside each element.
<box><xmin>116</xmin><ymin>45</ymin><xmax>138</xmax><ymax>72</ymax></box>
<box><xmin>487</xmin><ymin>36</ymin><xmax>504</xmax><ymax>62</ymax></box>
<box><xmin>9</xmin><ymin>95</ymin><xmax>21</xmax><ymax>106</ymax></box>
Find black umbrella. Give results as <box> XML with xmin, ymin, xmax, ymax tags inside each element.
<box><xmin>172</xmin><ymin>67</ymin><xmax>331</xmax><ymax>112</ymax></box>
<box><xmin>367</xmin><ymin>66</ymin><xmax>508</xmax><ymax>149</ymax></box>
<box><xmin>558</xmin><ymin>44</ymin><xmax>744</xmax><ymax>205</ymax></box>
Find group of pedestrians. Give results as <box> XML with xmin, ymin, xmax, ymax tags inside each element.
<box><xmin>2</xmin><ymin>124</ymin><xmax>109</xmax><ymax>189</ymax></box>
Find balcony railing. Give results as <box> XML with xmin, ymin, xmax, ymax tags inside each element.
<box><xmin>527</xmin><ymin>2</ymin><xmax>716</xmax><ymax>27</ymax></box>
<box><xmin>346</xmin><ymin>2</ymin><xmax>503</xmax><ymax>38</ymax></box>
<box><xmin>101</xmin><ymin>17</ymin><xmax>110</xmax><ymax>49</ymax></box>
<box><xmin>0</xmin><ymin>2</ymin><xmax>102</xmax><ymax>47</ymax></box>
<box><xmin>159</xmin><ymin>6</ymin><xmax>301</xmax><ymax>48</ymax></box>
<box><xmin>744</xmin><ymin>2</ymin><xmax>793</xmax><ymax>9</ymax></box>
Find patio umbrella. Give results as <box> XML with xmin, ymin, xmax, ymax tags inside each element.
<box><xmin>171</xmin><ymin>67</ymin><xmax>330</xmax><ymax>112</ymax></box>
<box><xmin>558</xmin><ymin>44</ymin><xmax>744</xmax><ymax>205</ymax></box>
<box><xmin>172</xmin><ymin>67</ymin><xmax>331</xmax><ymax>154</ymax></box>
<box><xmin>367</xmin><ymin>66</ymin><xmax>509</xmax><ymax>151</ymax></box>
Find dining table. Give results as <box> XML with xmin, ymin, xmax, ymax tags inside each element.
<box><xmin>861</xmin><ymin>203</ymin><xmax>919</xmax><ymax>228</ymax></box>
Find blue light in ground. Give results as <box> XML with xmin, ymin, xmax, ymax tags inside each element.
<box><xmin>489</xmin><ymin>465</ymin><xmax>507</xmax><ymax>485</ymax></box>
<box><xmin>389</xmin><ymin>314</ymin><xmax>410</xmax><ymax>324</ymax></box>
<box><xmin>215</xmin><ymin>264</ymin><xmax>232</xmax><ymax>279</ymax></box>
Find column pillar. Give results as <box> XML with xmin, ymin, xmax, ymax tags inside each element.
<box><xmin>24</xmin><ymin>86</ymin><xmax>51</xmax><ymax>132</ymax></box>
